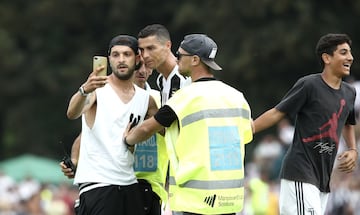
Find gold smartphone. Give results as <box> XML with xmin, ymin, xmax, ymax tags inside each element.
<box><xmin>93</xmin><ymin>56</ymin><xmax>108</xmax><ymax>76</ymax></box>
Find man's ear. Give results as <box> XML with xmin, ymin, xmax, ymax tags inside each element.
<box><xmin>135</xmin><ymin>54</ymin><xmax>141</xmax><ymax>70</ymax></box>
<box><xmin>166</xmin><ymin>40</ymin><xmax>172</xmax><ymax>49</ymax></box>
<box><xmin>191</xmin><ymin>55</ymin><xmax>201</xmax><ymax>67</ymax></box>
<box><xmin>322</xmin><ymin>53</ymin><xmax>331</xmax><ymax>65</ymax></box>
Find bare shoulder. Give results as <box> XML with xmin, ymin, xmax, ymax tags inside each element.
<box><xmin>147</xmin><ymin>95</ymin><xmax>159</xmax><ymax>118</ymax></box>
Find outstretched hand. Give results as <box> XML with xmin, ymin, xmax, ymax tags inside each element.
<box><xmin>124</xmin><ymin>113</ymin><xmax>141</xmax><ymax>136</ymax></box>
<box><xmin>123</xmin><ymin>113</ymin><xmax>141</xmax><ymax>151</ymax></box>
<box><xmin>337</xmin><ymin>149</ymin><xmax>358</xmax><ymax>173</ymax></box>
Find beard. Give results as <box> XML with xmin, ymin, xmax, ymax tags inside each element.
<box><xmin>112</xmin><ymin>63</ymin><xmax>136</xmax><ymax>80</ymax></box>
<box><xmin>179</xmin><ymin>68</ymin><xmax>191</xmax><ymax>77</ymax></box>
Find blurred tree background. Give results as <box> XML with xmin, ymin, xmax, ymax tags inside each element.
<box><xmin>1</xmin><ymin>0</ymin><xmax>360</xmax><ymax>161</ymax></box>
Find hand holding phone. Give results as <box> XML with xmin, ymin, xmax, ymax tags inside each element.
<box><xmin>93</xmin><ymin>56</ymin><xmax>108</xmax><ymax>76</ymax></box>
<box><xmin>59</xmin><ymin>140</ymin><xmax>76</xmax><ymax>173</ymax></box>
<box><xmin>61</xmin><ymin>155</ymin><xmax>76</xmax><ymax>173</ymax></box>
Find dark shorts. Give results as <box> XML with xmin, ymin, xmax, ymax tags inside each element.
<box><xmin>138</xmin><ymin>179</ymin><xmax>161</xmax><ymax>215</ymax></box>
<box><xmin>78</xmin><ymin>183</ymin><xmax>145</xmax><ymax>215</ymax></box>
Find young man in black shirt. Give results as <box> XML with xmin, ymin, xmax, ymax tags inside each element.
<box><xmin>254</xmin><ymin>33</ymin><xmax>358</xmax><ymax>214</ymax></box>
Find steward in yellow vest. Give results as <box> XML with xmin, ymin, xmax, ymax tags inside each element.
<box><xmin>165</xmin><ymin>79</ymin><xmax>252</xmax><ymax>214</ymax></box>
<box><xmin>134</xmin><ymin>87</ymin><xmax>169</xmax><ymax>210</ymax></box>
<box><xmin>124</xmin><ymin>34</ymin><xmax>253</xmax><ymax>215</ymax></box>
<box><xmin>132</xmin><ymin>58</ymin><xmax>169</xmax><ymax>215</ymax></box>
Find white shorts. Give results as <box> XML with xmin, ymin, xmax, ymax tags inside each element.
<box><xmin>279</xmin><ymin>179</ymin><xmax>329</xmax><ymax>215</ymax></box>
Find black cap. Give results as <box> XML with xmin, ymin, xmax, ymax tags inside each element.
<box><xmin>108</xmin><ymin>35</ymin><xmax>138</xmax><ymax>55</ymax></box>
<box><xmin>179</xmin><ymin>34</ymin><xmax>222</xmax><ymax>71</ymax></box>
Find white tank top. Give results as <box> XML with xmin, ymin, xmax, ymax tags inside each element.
<box><xmin>74</xmin><ymin>83</ymin><xmax>149</xmax><ymax>185</ymax></box>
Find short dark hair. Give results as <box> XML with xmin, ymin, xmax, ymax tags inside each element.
<box><xmin>138</xmin><ymin>24</ymin><xmax>171</xmax><ymax>43</ymax></box>
<box><xmin>315</xmin><ymin>33</ymin><xmax>352</xmax><ymax>68</ymax></box>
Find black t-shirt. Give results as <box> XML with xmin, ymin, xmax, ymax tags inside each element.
<box><xmin>154</xmin><ymin>105</ymin><xmax>177</xmax><ymax>127</ymax></box>
<box><xmin>276</xmin><ymin>73</ymin><xmax>356</xmax><ymax>192</ymax></box>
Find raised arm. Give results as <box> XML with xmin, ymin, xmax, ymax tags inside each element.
<box><xmin>67</xmin><ymin>66</ymin><xmax>108</xmax><ymax>119</ymax></box>
<box><xmin>254</xmin><ymin>108</ymin><xmax>286</xmax><ymax>133</ymax></box>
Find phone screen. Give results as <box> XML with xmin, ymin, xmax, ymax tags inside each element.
<box><xmin>93</xmin><ymin>56</ymin><xmax>108</xmax><ymax>76</ymax></box>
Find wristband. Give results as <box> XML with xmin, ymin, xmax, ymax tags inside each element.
<box><xmin>123</xmin><ymin>136</ymin><xmax>134</xmax><ymax>148</ymax></box>
<box><xmin>78</xmin><ymin>85</ymin><xmax>89</xmax><ymax>97</ymax></box>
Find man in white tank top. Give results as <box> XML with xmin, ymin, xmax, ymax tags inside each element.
<box><xmin>61</xmin><ymin>56</ymin><xmax>166</xmax><ymax>215</ymax></box>
<box><xmin>66</xmin><ymin>35</ymin><xmax>158</xmax><ymax>215</ymax></box>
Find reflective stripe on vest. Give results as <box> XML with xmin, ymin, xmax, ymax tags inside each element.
<box><xmin>182</xmin><ymin>108</ymin><xmax>250</xmax><ymax>127</ymax></box>
<box><xmin>169</xmin><ymin>176</ymin><xmax>244</xmax><ymax>189</ymax></box>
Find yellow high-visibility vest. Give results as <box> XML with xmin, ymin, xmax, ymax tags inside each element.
<box><xmin>249</xmin><ymin>177</ymin><xmax>269</xmax><ymax>214</ymax></box>
<box><xmin>165</xmin><ymin>80</ymin><xmax>253</xmax><ymax>214</ymax></box>
<box><xmin>134</xmin><ymin>88</ymin><xmax>168</xmax><ymax>202</ymax></box>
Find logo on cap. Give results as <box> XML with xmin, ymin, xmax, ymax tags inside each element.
<box><xmin>209</xmin><ymin>48</ymin><xmax>217</xmax><ymax>59</ymax></box>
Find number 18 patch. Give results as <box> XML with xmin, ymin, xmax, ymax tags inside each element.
<box><xmin>134</xmin><ymin>134</ymin><xmax>158</xmax><ymax>172</ymax></box>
